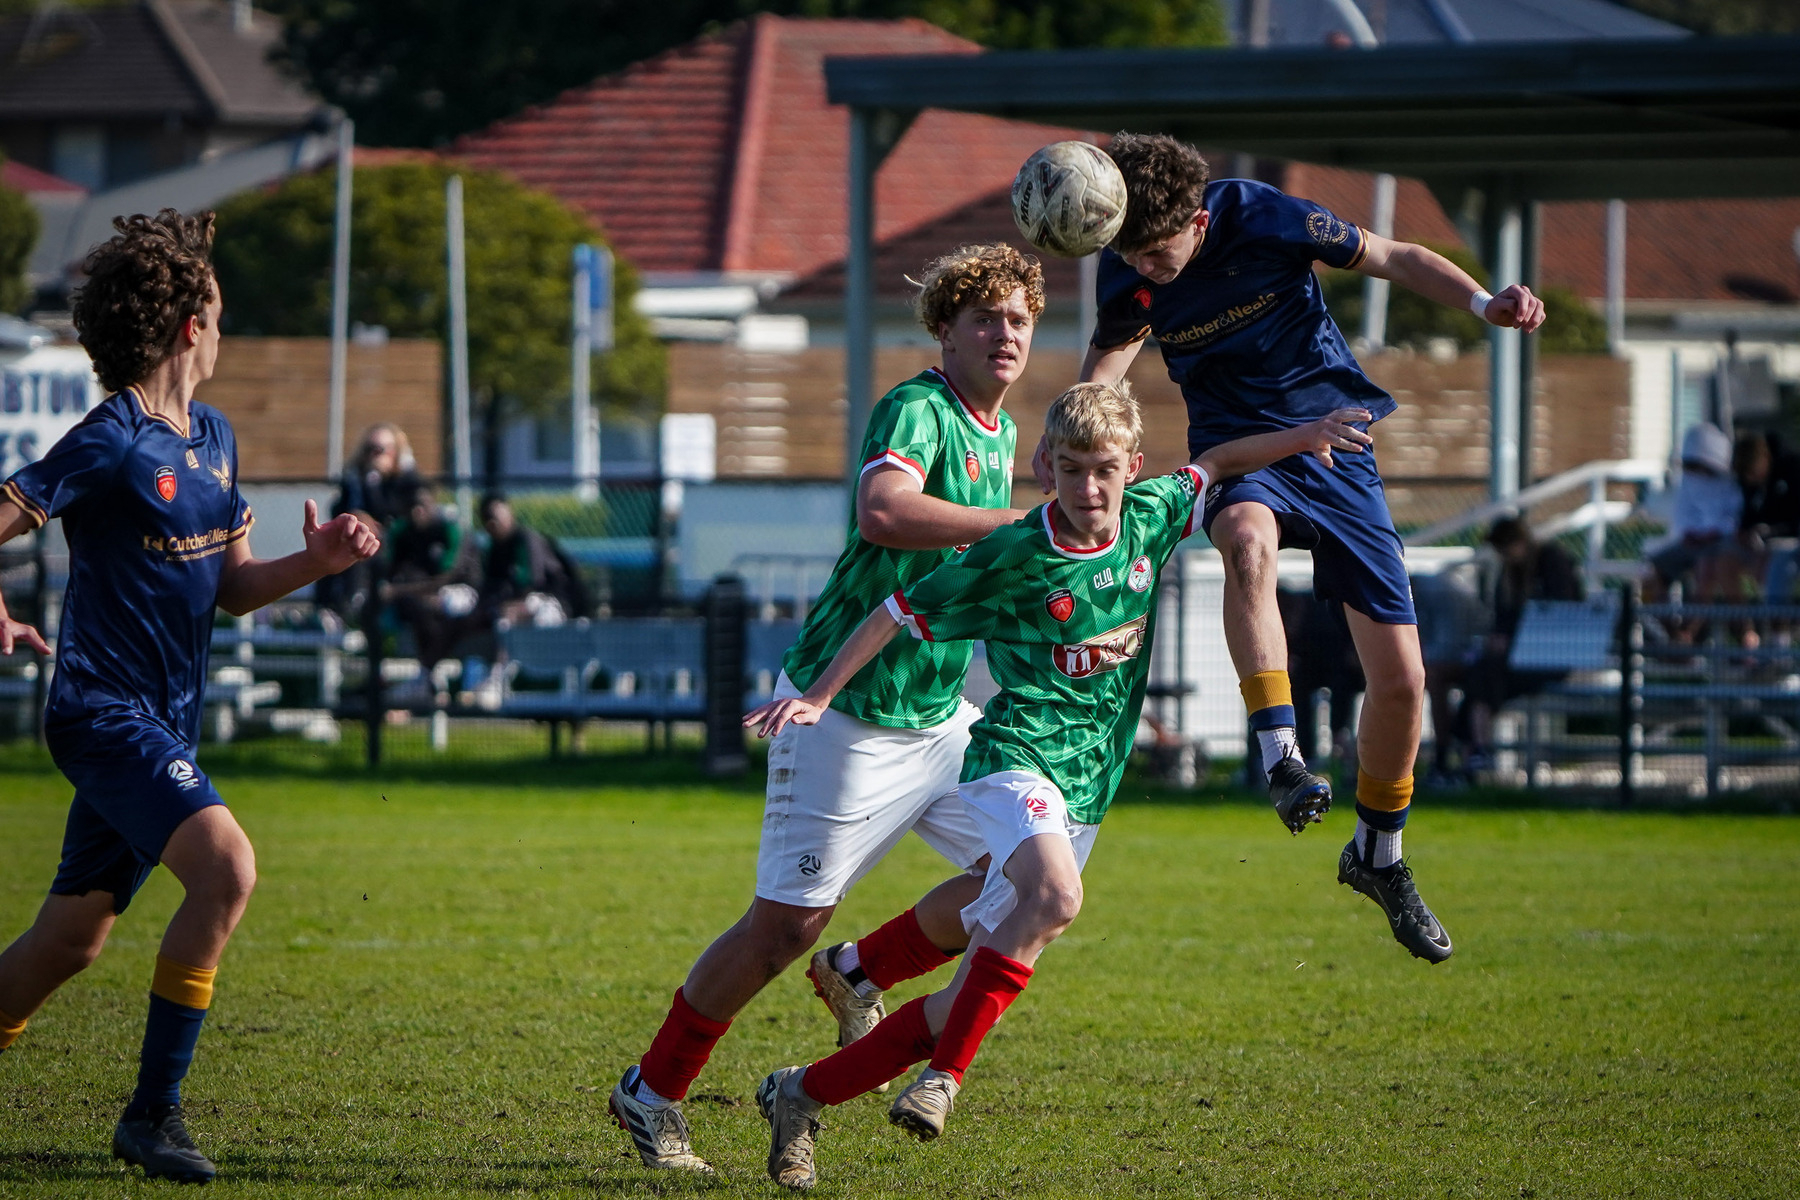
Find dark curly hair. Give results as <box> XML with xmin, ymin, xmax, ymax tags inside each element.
<box><xmin>1107</xmin><ymin>133</ymin><xmax>1210</xmax><ymax>254</ymax></box>
<box><xmin>71</xmin><ymin>209</ymin><xmax>217</xmax><ymax>393</ymax></box>
<box><xmin>913</xmin><ymin>243</ymin><xmax>1046</xmax><ymax>334</ymax></box>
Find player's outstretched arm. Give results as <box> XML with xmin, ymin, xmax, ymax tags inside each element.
<box><xmin>1354</xmin><ymin>233</ymin><xmax>1545</xmax><ymax>333</ymax></box>
<box><xmin>0</xmin><ymin>502</ymin><xmax>50</xmax><ymax>655</ymax></box>
<box><xmin>215</xmin><ymin>499</ymin><xmax>380</xmax><ymax>617</ymax></box>
<box><xmin>744</xmin><ymin>605</ymin><xmax>903</xmax><ymax>738</ymax></box>
<box><xmin>859</xmin><ymin>466</ymin><xmax>1025</xmax><ymax>551</ymax></box>
<box><xmin>1194</xmin><ymin>407</ymin><xmax>1374</xmax><ymax>479</ymax></box>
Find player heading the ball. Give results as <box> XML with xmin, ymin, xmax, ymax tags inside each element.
<box><xmin>745</xmin><ymin>381</ymin><xmax>1372</xmax><ymax>1189</ymax></box>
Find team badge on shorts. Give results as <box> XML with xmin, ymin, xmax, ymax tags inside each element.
<box><xmin>1025</xmin><ymin>794</ymin><xmax>1052</xmax><ymax>820</ymax></box>
<box><xmin>965</xmin><ymin>450</ymin><xmax>981</xmax><ymax>482</ymax></box>
<box><xmin>154</xmin><ymin>465</ymin><xmax>177</xmax><ymax>502</ymax></box>
<box><xmin>167</xmin><ymin>759</ymin><xmax>200</xmax><ymax>791</ymax></box>
<box><xmin>1128</xmin><ymin>555</ymin><xmax>1154</xmax><ymax>592</ymax></box>
<box><xmin>1045</xmin><ymin>588</ymin><xmax>1075</xmax><ymax>623</ymax></box>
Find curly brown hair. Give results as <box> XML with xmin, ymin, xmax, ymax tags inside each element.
<box><xmin>1107</xmin><ymin>133</ymin><xmax>1210</xmax><ymax>254</ymax></box>
<box><xmin>913</xmin><ymin>243</ymin><xmax>1046</xmax><ymax>334</ymax></box>
<box><xmin>71</xmin><ymin>209</ymin><xmax>217</xmax><ymax>393</ymax></box>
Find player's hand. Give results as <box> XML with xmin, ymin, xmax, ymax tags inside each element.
<box><xmin>0</xmin><ymin>616</ymin><xmax>49</xmax><ymax>657</ymax></box>
<box><xmin>1481</xmin><ymin>284</ymin><xmax>1546</xmax><ymax>333</ymax></box>
<box><xmin>744</xmin><ymin>696</ymin><xmax>826</xmax><ymax>738</ymax></box>
<box><xmin>1031</xmin><ymin>435</ymin><xmax>1054</xmax><ymax>494</ymax></box>
<box><xmin>1304</xmin><ymin>407</ymin><xmax>1374</xmax><ymax>468</ymax></box>
<box><xmin>302</xmin><ymin>499</ymin><xmax>381</xmax><ymax>574</ymax></box>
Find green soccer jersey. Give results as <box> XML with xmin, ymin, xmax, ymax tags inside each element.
<box><xmin>887</xmin><ymin>465</ymin><xmax>1208</xmax><ymax>824</ymax></box>
<box><xmin>782</xmin><ymin>369</ymin><xmax>1017</xmax><ymax>728</ymax></box>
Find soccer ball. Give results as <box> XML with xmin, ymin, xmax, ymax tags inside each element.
<box><xmin>1010</xmin><ymin>141</ymin><xmax>1128</xmax><ymax>258</ymax></box>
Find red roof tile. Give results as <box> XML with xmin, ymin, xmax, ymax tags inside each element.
<box><xmin>1</xmin><ymin>158</ymin><xmax>84</xmax><ymax>196</ymax></box>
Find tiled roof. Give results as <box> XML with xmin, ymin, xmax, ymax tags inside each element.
<box><xmin>1</xmin><ymin>158</ymin><xmax>85</xmax><ymax>196</ymax></box>
<box><xmin>452</xmin><ymin>15</ymin><xmax>1084</xmax><ymax>277</ymax></box>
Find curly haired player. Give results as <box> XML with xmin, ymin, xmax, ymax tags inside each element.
<box><xmin>608</xmin><ymin>244</ymin><xmax>1043</xmax><ymax>1174</ymax></box>
<box><xmin>0</xmin><ymin>210</ymin><xmax>379</xmax><ymax>1183</ymax></box>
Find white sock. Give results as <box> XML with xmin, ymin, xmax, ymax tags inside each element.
<box><xmin>1257</xmin><ymin>727</ymin><xmax>1301</xmax><ymax>773</ymax></box>
<box><xmin>1354</xmin><ymin>819</ymin><xmax>1403</xmax><ymax>869</ymax></box>
<box><xmin>834</xmin><ymin>942</ymin><xmax>883</xmax><ymax>998</ymax></box>
<box><xmin>630</xmin><ymin>1068</ymin><xmax>674</xmax><ymax>1109</ymax></box>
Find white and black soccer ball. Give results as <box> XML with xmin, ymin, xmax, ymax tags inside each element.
<box><xmin>1010</xmin><ymin>141</ymin><xmax>1128</xmax><ymax>259</ymax></box>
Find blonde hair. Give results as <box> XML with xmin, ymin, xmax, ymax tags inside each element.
<box><xmin>354</xmin><ymin>422</ymin><xmax>416</xmax><ymax>475</ymax></box>
<box><xmin>913</xmin><ymin>243</ymin><xmax>1046</xmax><ymax>334</ymax></box>
<box><xmin>1044</xmin><ymin>381</ymin><xmax>1142</xmax><ymax>456</ymax></box>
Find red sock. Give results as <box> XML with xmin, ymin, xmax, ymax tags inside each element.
<box><xmin>927</xmin><ymin>946</ymin><xmax>1032</xmax><ymax>1084</ymax></box>
<box><xmin>857</xmin><ymin>907</ymin><xmax>956</xmax><ymax>990</ymax></box>
<box><xmin>637</xmin><ymin>988</ymin><xmax>731</xmax><ymax>1101</ymax></box>
<box><xmin>801</xmin><ymin>997</ymin><xmax>935</xmax><ymax>1105</ymax></box>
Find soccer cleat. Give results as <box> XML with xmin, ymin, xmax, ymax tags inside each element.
<box><xmin>807</xmin><ymin>942</ymin><xmax>890</xmax><ymax>1092</ymax></box>
<box><xmin>756</xmin><ymin>1066</ymin><xmax>822</xmax><ymax>1191</ymax></box>
<box><xmin>1337</xmin><ymin>843</ymin><xmax>1454</xmax><ymax>963</ymax></box>
<box><xmin>608</xmin><ymin>1067</ymin><xmax>716</xmax><ymax>1175</ymax></box>
<box><xmin>111</xmin><ymin>1104</ymin><xmax>216</xmax><ymax>1184</ymax></box>
<box><xmin>1268</xmin><ymin>754</ymin><xmax>1333</xmax><ymax>834</ymax></box>
<box><xmin>887</xmin><ymin>1067</ymin><xmax>960</xmax><ymax>1141</ymax></box>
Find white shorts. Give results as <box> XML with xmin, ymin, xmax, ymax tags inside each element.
<box><xmin>755</xmin><ymin>671</ymin><xmax>988</xmax><ymax>908</ymax></box>
<box><xmin>958</xmin><ymin>770</ymin><xmax>1101</xmax><ymax>935</ymax></box>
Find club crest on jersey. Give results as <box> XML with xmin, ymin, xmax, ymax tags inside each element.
<box><xmin>965</xmin><ymin>450</ymin><xmax>981</xmax><ymax>482</ymax></box>
<box><xmin>154</xmin><ymin>465</ymin><xmax>176</xmax><ymax>502</ymax></box>
<box><xmin>1052</xmin><ymin>615</ymin><xmax>1148</xmax><ymax>679</ymax></box>
<box><xmin>1128</xmin><ymin>555</ymin><xmax>1155</xmax><ymax>592</ymax></box>
<box><xmin>1133</xmin><ymin>286</ymin><xmax>1153</xmax><ymax>309</ymax></box>
<box><xmin>1045</xmin><ymin>588</ymin><xmax>1075</xmax><ymax>623</ymax></box>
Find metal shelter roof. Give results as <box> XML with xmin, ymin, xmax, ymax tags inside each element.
<box><xmin>825</xmin><ymin>37</ymin><xmax>1800</xmax><ymax>203</ymax></box>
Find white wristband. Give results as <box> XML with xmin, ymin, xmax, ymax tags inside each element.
<box><xmin>1470</xmin><ymin>289</ymin><xmax>1494</xmax><ymax>319</ymax></box>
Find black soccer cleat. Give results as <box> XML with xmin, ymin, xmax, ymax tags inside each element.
<box><xmin>1337</xmin><ymin>843</ymin><xmax>1454</xmax><ymax>963</ymax></box>
<box><xmin>112</xmin><ymin>1103</ymin><xmax>217</xmax><ymax>1184</ymax></box>
<box><xmin>1268</xmin><ymin>755</ymin><xmax>1332</xmax><ymax>834</ymax></box>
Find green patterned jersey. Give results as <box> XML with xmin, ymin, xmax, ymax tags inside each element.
<box><xmin>886</xmin><ymin>466</ymin><xmax>1207</xmax><ymax>824</ymax></box>
<box><xmin>783</xmin><ymin>369</ymin><xmax>1017</xmax><ymax>728</ymax></box>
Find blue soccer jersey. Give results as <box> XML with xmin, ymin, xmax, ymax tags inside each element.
<box><xmin>2</xmin><ymin>387</ymin><xmax>251</xmax><ymax>745</ymax></box>
<box><xmin>1093</xmin><ymin>178</ymin><xmax>1393</xmax><ymax>457</ymax></box>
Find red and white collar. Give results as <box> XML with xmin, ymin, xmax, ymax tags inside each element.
<box><xmin>1039</xmin><ymin>504</ymin><xmax>1118</xmax><ymax>560</ymax></box>
<box><xmin>928</xmin><ymin>368</ymin><xmax>1003</xmax><ymax>437</ymax></box>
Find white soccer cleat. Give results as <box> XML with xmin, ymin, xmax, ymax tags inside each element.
<box><xmin>756</xmin><ymin>1066</ymin><xmax>823</xmax><ymax>1191</ymax></box>
<box><xmin>607</xmin><ymin>1067</ymin><xmax>716</xmax><ymax>1175</ymax></box>
<box><xmin>806</xmin><ymin>942</ymin><xmax>887</xmax><ymax>1048</ymax></box>
<box><xmin>887</xmin><ymin>1066</ymin><xmax>960</xmax><ymax>1141</ymax></box>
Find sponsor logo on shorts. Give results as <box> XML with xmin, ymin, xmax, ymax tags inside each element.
<box><xmin>167</xmin><ymin>759</ymin><xmax>200</xmax><ymax>791</ymax></box>
<box><xmin>1128</xmin><ymin>555</ymin><xmax>1154</xmax><ymax>592</ymax></box>
<box><xmin>965</xmin><ymin>450</ymin><xmax>981</xmax><ymax>482</ymax></box>
<box><xmin>1025</xmin><ymin>794</ymin><xmax>1052</xmax><ymax>820</ymax></box>
<box><xmin>1052</xmin><ymin>615</ymin><xmax>1148</xmax><ymax>679</ymax></box>
<box><xmin>155</xmin><ymin>465</ymin><xmax>176</xmax><ymax>502</ymax></box>
<box><xmin>1045</xmin><ymin>588</ymin><xmax>1075</xmax><ymax>623</ymax></box>
<box><xmin>797</xmin><ymin>853</ymin><xmax>822</xmax><ymax>877</ymax></box>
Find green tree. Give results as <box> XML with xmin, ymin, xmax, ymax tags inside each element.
<box><xmin>266</xmin><ymin>0</ymin><xmax>1223</xmax><ymax>148</ymax></box>
<box><xmin>1615</xmin><ymin>0</ymin><xmax>1800</xmax><ymax>34</ymax></box>
<box><xmin>1320</xmin><ymin>242</ymin><xmax>1608</xmax><ymax>355</ymax></box>
<box><xmin>0</xmin><ymin>157</ymin><xmax>38</xmax><ymax>315</ymax></box>
<box><xmin>213</xmin><ymin>160</ymin><xmax>664</xmax><ymax>420</ymax></box>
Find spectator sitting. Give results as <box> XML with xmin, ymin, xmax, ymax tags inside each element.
<box><xmin>335</xmin><ymin>422</ymin><xmax>422</xmax><ymax>529</ymax></box>
<box><xmin>1453</xmin><ymin>516</ymin><xmax>1583</xmax><ymax>772</ymax></box>
<box><xmin>383</xmin><ymin>485</ymin><xmax>480</xmax><ymax>673</ymax></box>
<box><xmin>1647</xmin><ymin>422</ymin><xmax>1741</xmax><ymax>604</ymax></box>
<box><xmin>478</xmin><ymin>494</ymin><xmax>594</xmax><ymax>628</ymax></box>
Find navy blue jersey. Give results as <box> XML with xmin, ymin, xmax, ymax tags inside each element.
<box><xmin>1093</xmin><ymin>179</ymin><xmax>1394</xmax><ymax>456</ymax></box>
<box><xmin>2</xmin><ymin>387</ymin><xmax>252</xmax><ymax>745</ymax></box>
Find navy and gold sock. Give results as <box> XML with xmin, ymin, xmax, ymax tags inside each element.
<box><xmin>1241</xmin><ymin>670</ymin><xmax>1301</xmax><ymax>773</ymax></box>
<box><xmin>0</xmin><ymin>1005</ymin><xmax>25</xmax><ymax>1053</ymax></box>
<box><xmin>1353</xmin><ymin>769</ymin><xmax>1412</xmax><ymax>869</ymax></box>
<box><xmin>123</xmin><ymin>956</ymin><xmax>214</xmax><ymax>1119</ymax></box>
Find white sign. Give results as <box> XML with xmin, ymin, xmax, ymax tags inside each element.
<box><xmin>0</xmin><ymin>345</ymin><xmax>98</xmax><ymax>477</ymax></box>
<box><xmin>660</xmin><ymin>413</ymin><xmax>716</xmax><ymax>483</ymax></box>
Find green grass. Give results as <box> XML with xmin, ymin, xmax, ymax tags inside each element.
<box><xmin>0</xmin><ymin>755</ymin><xmax>1796</xmax><ymax>1198</ymax></box>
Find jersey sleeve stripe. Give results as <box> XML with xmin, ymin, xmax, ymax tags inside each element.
<box><xmin>0</xmin><ymin>480</ymin><xmax>46</xmax><ymax>529</ymax></box>
<box><xmin>1344</xmin><ymin>227</ymin><xmax>1370</xmax><ymax>270</ymax></box>
<box><xmin>861</xmin><ymin>450</ymin><xmax>926</xmax><ymax>488</ymax></box>
<box><xmin>1179</xmin><ymin>464</ymin><xmax>1211</xmax><ymax>538</ymax></box>
<box><xmin>227</xmin><ymin>510</ymin><xmax>255</xmax><ymax>542</ymax></box>
<box><xmin>885</xmin><ymin>590</ymin><xmax>933</xmax><ymax>641</ymax></box>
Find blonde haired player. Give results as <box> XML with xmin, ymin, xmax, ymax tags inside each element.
<box><xmin>609</xmin><ymin>244</ymin><xmax>1046</xmax><ymax>1173</ymax></box>
<box><xmin>746</xmin><ymin>381</ymin><xmax>1372</xmax><ymax>1188</ymax></box>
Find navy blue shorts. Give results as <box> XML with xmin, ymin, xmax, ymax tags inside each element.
<box><xmin>44</xmin><ymin>711</ymin><xmax>225</xmax><ymax>914</ymax></box>
<box><xmin>1199</xmin><ymin>446</ymin><xmax>1416</xmax><ymax>625</ymax></box>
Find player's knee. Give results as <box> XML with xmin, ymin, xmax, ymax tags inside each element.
<box><xmin>756</xmin><ymin>911</ymin><xmax>829</xmax><ymax>970</ymax></box>
<box><xmin>41</xmin><ymin>922</ymin><xmax>108</xmax><ymax>977</ymax></box>
<box><xmin>1020</xmin><ymin>877</ymin><xmax>1083</xmax><ymax>933</ymax></box>
<box><xmin>1368</xmin><ymin>661</ymin><xmax>1426</xmax><ymax>709</ymax></box>
<box><xmin>1219</xmin><ymin>523</ymin><xmax>1275</xmax><ymax>584</ymax></box>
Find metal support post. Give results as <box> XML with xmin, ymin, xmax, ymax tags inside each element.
<box><xmin>446</xmin><ymin>176</ymin><xmax>473</xmax><ymax>520</ymax></box>
<box><xmin>1487</xmin><ymin>198</ymin><xmax>1523</xmax><ymax>503</ymax></box>
<box><xmin>1605</xmin><ymin>200</ymin><xmax>1627</xmax><ymax>355</ymax></box>
<box><xmin>1619</xmin><ymin>585</ymin><xmax>1640</xmax><ymax>806</ymax></box>
<box><xmin>326</xmin><ymin>119</ymin><xmax>353</xmax><ymax>479</ymax></box>
<box><xmin>845</xmin><ymin>108</ymin><xmax>877</xmax><ymax>491</ymax></box>
<box><xmin>1360</xmin><ymin>172</ymin><xmax>1396</xmax><ymax>349</ymax></box>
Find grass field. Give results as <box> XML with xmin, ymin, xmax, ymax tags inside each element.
<box><xmin>0</xmin><ymin>748</ymin><xmax>1796</xmax><ymax>1198</ymax></box>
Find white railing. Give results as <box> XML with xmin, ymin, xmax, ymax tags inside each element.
<box><xmin>1403</xmin><ymin>459</ymin><xmax>1667</xmax><ymax>570</ymax></box>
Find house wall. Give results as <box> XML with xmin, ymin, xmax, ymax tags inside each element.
<box><xmin>194</xmin><ymin>337</ymin><xmax>444</xmax><ymax>482</ymax></box>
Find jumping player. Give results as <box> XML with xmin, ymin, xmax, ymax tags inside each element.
<box><xmin>0</xmin><ymin>210</ymin><xmax>379</xmax><ymax>1182</ymax></box>
<box><xmin>1076</xmin><ymin>134</ymin><xmax>1546</xmax><ymax>962</ymax></box>
<box><xmin>745</xmin><ymin>383</ymin><xmax>1372</xmax><ymax>1189</ymax></box>
<box><xmin>608</xmin><ymin>244</ymin><xmax>1039</xmax><ymax>1174</ymax></box>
